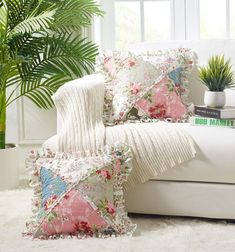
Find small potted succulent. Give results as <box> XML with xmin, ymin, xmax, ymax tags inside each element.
<box><xmin>198</xmin><ymin>55</ymin><xmax>235</xmax><ymax>107</ymax></box>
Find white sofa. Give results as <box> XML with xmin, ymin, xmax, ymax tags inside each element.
<box><xmin>45</xmin><ymin>40</ymin><xmax>235</xmax><ymax>219</ymax></box>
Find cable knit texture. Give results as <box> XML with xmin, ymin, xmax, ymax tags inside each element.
<box><xmin>106</xmin><ymin>122</ymin><xmax>196</xmax><ymax>190</ymax></box>
<box><xmin>50</xmin><ymin>74</ymin><xmax>196</xmax><ymax>190</ymax></box>
<box><xmin>52</xmin><ymin>74</ymin><xmax>106</xmax><ymax>152</ymax></box>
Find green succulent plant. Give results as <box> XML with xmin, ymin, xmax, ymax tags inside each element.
<box><xmin>198</xmin><ymin>55</ymin><xmax>235</xmax><ymax>92</ymax></box>
<box><xmin>0</xmin><ymin>0</ymin><xmax>104</xmax><ymax>149</ymax></box>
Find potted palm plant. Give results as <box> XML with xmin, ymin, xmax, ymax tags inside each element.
<box><xmin>198</xmin><ymin>55</ymin><xmax>235</xmax><ymax>108</ymax></box>
<box><xmin>0</xmin><ymin>0</ymin><xmax>103</xmax><ymax>190</ymax></box>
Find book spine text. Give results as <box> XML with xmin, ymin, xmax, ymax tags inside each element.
<box><xmin>194</xmin><ymin>107</ymin><xmax>220</xmax><ymax>118</ymax></box>
<box><xmin>190</xmin><ymin>117</ymin><xmax>235</xmax><ymax>128</ymax></box>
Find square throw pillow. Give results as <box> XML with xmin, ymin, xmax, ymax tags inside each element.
<box><xmin>96</xmin><ymin>48</ymin><xmax>195</xmax><ymax>124</ymax></box>
<box><xmin>24</xmin><ymin>144</ymin><xmax>136</xmax><ymax>239</ymax></box>
<box><xmin>129</xmin><ymin>48</ymin><xmax>195</xmax><ymax>122</ymax></box>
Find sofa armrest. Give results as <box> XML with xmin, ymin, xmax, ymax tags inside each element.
<box><xmin>52</xmin><ymin>74</ymin><xmax>106</xmax><ymax>152</ymax></box>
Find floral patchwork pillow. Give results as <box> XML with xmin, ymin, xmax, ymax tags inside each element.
<box><xmin>130</xmin><ymin>49</ymin><xmax>195</xmax><ymax>121</ymax></box>
<box><xmin>24</xmin><ymin>144</ymin><xmax>136</xmax><ymax>239</ymax></box>
<box><xmin>96</xmin><ymin>48</ymin><xmax>195</xmax><ymax>124</ymax></box>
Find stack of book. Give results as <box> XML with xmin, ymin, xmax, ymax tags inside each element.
<box><xmin>190</xmin><ymin>105</ymin><xmax>235</xmax><ymax>128</ymax></box>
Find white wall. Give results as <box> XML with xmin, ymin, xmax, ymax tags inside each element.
<box><xmin>6</xmin><ymin>97</ymin><xmax>57</xmax><ymax>175</ymax></box>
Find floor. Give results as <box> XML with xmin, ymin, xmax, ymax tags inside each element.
<box><xmin>1</xmin><ymin>188</ymin><xmax>235</xmax><ymax>252</ymax></box>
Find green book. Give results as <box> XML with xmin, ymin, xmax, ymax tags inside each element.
<box><xmin>189</xmin><ymin>116</ymin><xmax>235</xmax><ymax>128</ymax></box>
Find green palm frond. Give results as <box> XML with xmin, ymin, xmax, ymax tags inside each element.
<box><xmin>0</xmin><ymin>1</ymin><xmax>7</xmax><ymax>36</ymax></box>
<box><xmin>19</xmin><ymin>34</ymin><xmax>99</xmax><ymax>82</ymax></box>
<box><xmin>0</xmin><ymin>0</ymin><xmax>104</xmax><ymax>148</ymax></box>
<box><xmin>6</xmin><ymin>0</ymin><xmax>41</xmax><ymax>29</ymax></box>
<box><xmin>19</xmin><ymin>75</ymin><xmax>71</xmax><ymax>109</ymax></box>
<box><xmin>5</xmin><ymin>34</ymin><xmax>99</xmax><ymax>109</ymax></box>
<box><xmin>8</xmin><ymin>32</ymin><xmax>48</xmax><ymax>58</ymax></box>
<box><xmin>9</xmin><ymin>9</ymin><xmax>55</xmax><ymax>36</ymax></box>
<box><xmin>51</xmin><ymin>0</ymin><xmax>104</xmax><ymax>32</ymax></box>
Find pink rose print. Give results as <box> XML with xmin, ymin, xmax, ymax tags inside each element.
<box><xmin>148</xmin><ymin>104</ymin><xmax>167</xmax><ymax>118</ymax></box>
<box><xmin>104</xmin><ymin>56</ymin><xmax>111</xmax><ymax>64</ymax></box>
<box><xmin>131</xmin><ymin>83</ymin><xmax>141</xmax><ymax>95</ymax></box>
<box><xmin>97</xmin><ymin>199</ymin><xmax>116</xmax><ymax>218</ymax></box>
<box><xmin>73</xmin><ymin>221</ymin><xmax>93</xmax><ymax>236</ymax></box>
<box><xmin>63</xmin><ymin>194</ymin><xmax>70</xmax><ymax>200</ymax></box>
<box><xmin>119</xmin><ymin>111</ymin><xmax>124</xmax><ymax>117</ymax></box>
<box><xmin>106</xmin><ymin>202</ymin><xmax>115</xmax><ymax>216</ymax></box>
<box><xmin>33</xmin><ymin>170</ymin><xmax>39</xmax><ymax>177</ymax></box>
<box><xmin>124</xmin><ymin>59</ymin><xmax>136</xmax><ymax>68</ymax></box>
<box><xmin>104</xmin><ymin>56</ymin><xmax>116</xmax><ymax>77</ymax></box>
<box><xmin>96</xmin><ymin>169</ymin><xmax>112</xmax><ymax>180</ymax></box>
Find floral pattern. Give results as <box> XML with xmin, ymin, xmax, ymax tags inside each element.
<box><xmin>139</xmin><ymin>48</ymin><xmax>194</xmax><ymax>107</ymax></box>
<box><xmin>24</xmin><ymin>144</ymin><xmax>136</xmax><ymax>239</ymax></box>
<box><xmin>135</xmin><ymin>74</ymin><xmax>188</xmax><ymax>120</ymax></box>
<box><xmin>96</xmin><ymin>48</ymin><xmax>195</xmax><ymax>124</ymax></box>
<box><xmin>96</xmin><ymin>51</ymin><xmax>163</xmax><ymax>124</ymax></box>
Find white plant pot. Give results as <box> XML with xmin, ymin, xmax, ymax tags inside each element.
<box><xmin>0</xmin><ymin>144</ymin><xmax>19</xmax><ymax>190</ymax></box>
<box><xmin>204</xmin><ymin>91</ymin><xmax>226</xmax><ymax>108</ymax></box>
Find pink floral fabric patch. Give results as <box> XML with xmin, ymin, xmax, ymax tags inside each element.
<box><xmin>135</xmin><ymin>76</ymin><xmax>188</xmax><ymax>120</ymax></box>
<box><xmin>24</xmin><ymin>144</ymin><xmax>136</xmax><ymax>239</ymax></box>
<box><xmin>40</xmin><ymin>189</ymin><xmax>108</xmax><ymax>236</ymax></box>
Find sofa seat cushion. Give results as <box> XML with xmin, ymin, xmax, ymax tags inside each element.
<box><xmin>153</xmin><ymin>123</ymin><xmax>235</xmax><ymax>184</ymax></box>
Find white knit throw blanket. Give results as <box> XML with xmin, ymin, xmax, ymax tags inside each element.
<box><xmin>52</xmin><ymin>74</ymin><xmax>196</xmax><ymax>190</ymax></box>
<box><xmin>106</xmin><ymin>122</ymin><xmax>196</xmax><ymax>189</ymax></box>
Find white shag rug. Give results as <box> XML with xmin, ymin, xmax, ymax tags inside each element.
<box><xmin>1</xmin><ymin>188</ymin><xmax>235</xmax><ymax>252</ymax></box>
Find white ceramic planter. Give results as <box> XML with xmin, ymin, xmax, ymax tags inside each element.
<box><xmin>204</xmin><ymin>91</ymin><xmax>226</xmax><ymax>108</ymax></box>
<box><xmin>0</xmin><ymin>144</ymin><xmax>19</xmax><ymax>190</ymax></box>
